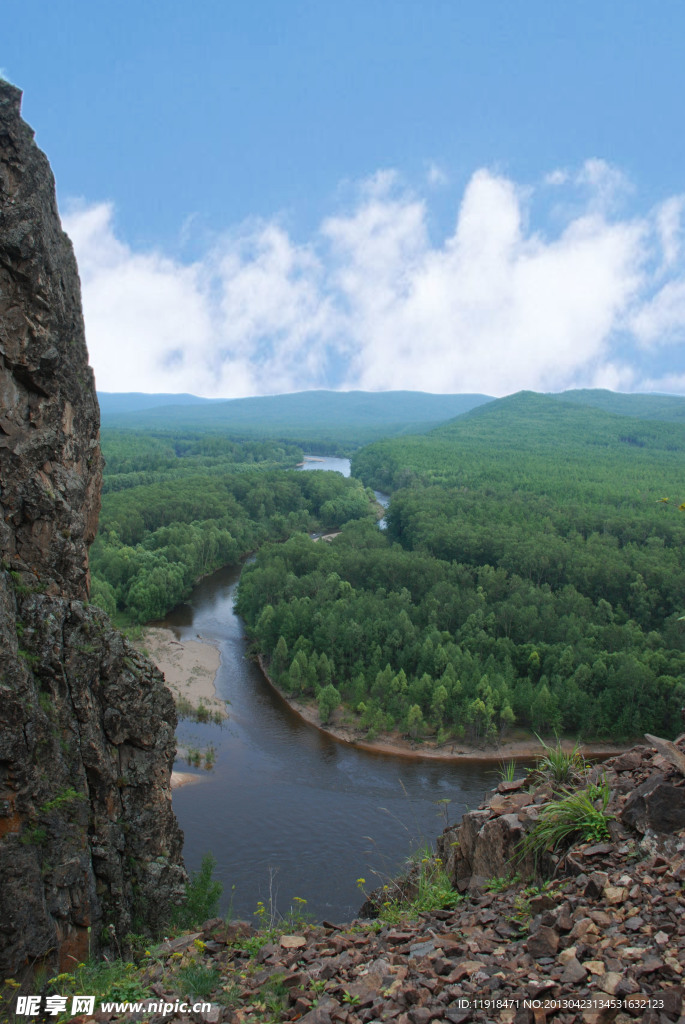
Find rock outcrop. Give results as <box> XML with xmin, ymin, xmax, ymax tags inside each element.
<box><xmin>436</xmin><ymin>735</ymin><xmax>685</xmax><ymax>896</ymax></box>
<box><xmin>0</xmin><ymin>81</ymin><xmax>185</xmax><ymax>982</ymax></box>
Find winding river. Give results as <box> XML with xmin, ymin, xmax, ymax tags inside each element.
<box><xmin>169</xmin><ymin>458</ymin><xmax>494</xmax><ymax>923</ymax></box>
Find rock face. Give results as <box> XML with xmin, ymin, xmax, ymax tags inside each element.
<box><xmin>0</xmin><ymin>82</ymin><xmax>185</xmax><ymax>980</ymax></box>
<box><xmin>436</xmin><ymin>736</ymin><xmax>685</xmax><ymax>896</ymax></box>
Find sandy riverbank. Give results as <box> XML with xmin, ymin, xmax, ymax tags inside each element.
<box><xmin>142</xmin><ymin>627</ymin><xmax>225</xmax><ymax>717</ymax></box>
<box><xmin>256</xmin><ymin>655</ymin><xmax>628</xmax><ymax>764</ymax></box>
<box><xmin>139</xmin><ymin>627</ymin><xmax>226</xmax><ymax>788</ymax></box>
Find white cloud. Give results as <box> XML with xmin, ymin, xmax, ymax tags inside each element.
<box><xmin>323</xmin><ymin>170</ymin><xmax>645</xmax><ymax>394</ymax></box>
<box><xmin>655</xmin><ymin>195</ymin><xmax>685</xmax><ymax>270</ymax></box>
<box><xmin>543</xmin><ymin>169</ymin><xmax>569</xmax><ymax>187</ymax></box>
<box><xmin>630</xmin><ymin>279</ymin><xmax>685</xmax><ymax>347</ymax></box>
<box><xmin>64</xmin><ymin>164</ymin><xmax>685</xmax><ymax>398</ymax></box>
<box><xmin>638</xmin><ymin>371</ymin><xmax>685</xmax><ymax>394</ymax></box>
<box><xmin>63</xmin><ymin>203</ymin><xmax>336</xmax><ymax>397</ymax></box>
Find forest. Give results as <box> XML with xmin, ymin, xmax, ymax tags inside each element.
<box><xmin>91</xmin><ymin>429</ymin><xmax>376</xmax><ymax>622</ymax></box>
<box><xmin>92</xmin><ymin>390</ymin><xmax>685</xmax><ymax>743</ymax></box>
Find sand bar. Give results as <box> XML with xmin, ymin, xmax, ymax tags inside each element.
<box><xmin>170</xmin><ymin>771</ymin><xmax>205</xmax><ymax>789</ymax></box>
<box><xmin>141</xmin><ymin>626</ymin><xmax>225</xmax><ymax>718</ymax></box>
<box><xmin>139</xmin><ymin>627</ymin><xmax>225</xmax><ymax>790</ymax></box>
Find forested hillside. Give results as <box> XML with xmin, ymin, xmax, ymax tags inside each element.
<box><xmin>238</xmin><ymin>393</ymin><xmax>685</xmax><ymax>743</ymax></box>
<box><xmin>98</xmin><ymin>389</ymin><xmax>491</xmax><ymax>452</ymax></box>
<box><xmin>548</xmin><ymin>388</ymin><xmax>685</xmax><ymax>423</ymax></box>
<box><xmin>91</xmin><ymin>432</ymin><xmax>376</xmax><ymax>622</ymax></box>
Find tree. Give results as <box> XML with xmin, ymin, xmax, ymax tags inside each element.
<box><xmin>272</xmin><ymin>635</ymin><xmax>289</xmax><ymax>679</ymax></box>
<box><xmin>318</xmin><ymin>684</ymin><xmax>341</xmax><ymax>725</ymax></box>
<box><xmin>406</xmin><ymin>704</ymin><xmax>424</xmax><ymax>740</ymax></box>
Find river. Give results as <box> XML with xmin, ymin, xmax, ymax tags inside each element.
<box><xmin>169</xmin><ymin>457</ymin><xmax>494</xmax><ymax>923</ymax></box>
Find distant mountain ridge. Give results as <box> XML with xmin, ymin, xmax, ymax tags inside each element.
<box><xmin>97</xmin><ymin>388</ymin><xmax>685</xmax><ymax>452</ymax></box>
<box><xmin>98</xmin><ymin>392</ymin><xmax>226</xmax><ymax>415</ymax></box>
<box><xmin>429</xmin><ymin>389</ymin><xmax>685</xmax><ymax>454</ymax></box>
<box><xmin>97</xmin><ymin>389</ymin><xmax>494</xmax><ymax>448</ymax></box>
<box><xmin>98</xmin><ymin>387</ymin><xmax>685</xmax><ymax>425</ymax></box>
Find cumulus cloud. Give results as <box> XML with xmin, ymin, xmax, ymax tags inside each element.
<box><xmin>64</xmin><ymin>203</ymin><xmax>336</xmax><ymax>396</ymax></box>
<box><xmin>63</xmin><ymin>162</ymin><xmax>685</xmax><ymax>398</ymax></box>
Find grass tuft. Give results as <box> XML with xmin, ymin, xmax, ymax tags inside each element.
<box><xmin>529</xmin><ymin>735</ymin><xmax>589</xmax><ymax>786</ymax></box>
<box><xmin>517</xmin><ymin>779</ymin><xmax>613</xmax><ymax>866</ymax></box>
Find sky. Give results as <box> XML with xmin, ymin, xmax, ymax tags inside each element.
<box><xmin>4</xmin><ymin>1</ymin><xmax>685</xmax><ymax>399</ymax></box>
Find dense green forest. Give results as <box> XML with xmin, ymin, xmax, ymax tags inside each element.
<box><xmin>238</xmin><ymin>393</ymin><xmax>685</xmax><ymax>742</ymax></box>
<box><xmin>92</xmin><ymin>390</ymin><xmax>685</xmax><ymax>742</ymax></box>
<box><xmin>546</xmin><ymin>388</ymin><xmax>685</xmax><ymax>423</ymax></box>
<box><xmin>91</xmin><ymin>431</ymin><xmax>377</xmax><ymax>622</ymax></box>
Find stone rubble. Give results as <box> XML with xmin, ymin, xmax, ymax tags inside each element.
<box><xmin>81</xmin><ymin>735</ymin><xmax>684</xmax><ymax>1024</ymax></box>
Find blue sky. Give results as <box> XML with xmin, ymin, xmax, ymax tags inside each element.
<box><xmin>4</xmin><ymin>1</ymin><xmax>685</xmax><ymax>397</ymax></box>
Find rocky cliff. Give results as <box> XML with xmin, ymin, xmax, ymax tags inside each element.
<box><xmin>0</xmin><ymin>81</ymin><xmax>185</xmax><ymax>981</ymax></box>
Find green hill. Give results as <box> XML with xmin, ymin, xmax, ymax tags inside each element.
<box><xmin>98</xmin><ymin>392</ymin><xmax>224</xmax><ymax>415</ymax></box>
<box><xmin>98</xmin><ymin>389</ymin><xmax>492</xmax><ymax>451</ymax></box>
<box><xmin>549</xmin><ymin>388</ymin><xmax>685</xmax><ymax>423</ymax></box>
<box><xmin>351</xmin><ymin>390</ymin><xmax>685</xmax><ymax>494</ymax></box>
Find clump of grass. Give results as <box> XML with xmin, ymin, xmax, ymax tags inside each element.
<box><xmin>176</xmin><ymin>696</ymin><xmax>224</xmax><ymax>724</ymax></box>
<box><xmin>483</xmin><ymin>874</ymin><xmax>518</xmax><ymax>893</ymax></box>
<box><xmin>281</xmin><ymin>896</ymin><xmax>314</xmax><ymax>932</ymax></box>
<box><xmin>529</xmin><ymin>735</ymin><xmax>589</xmax><ymax>787</ymax></box>
<box><xmin>496</xmin><ymin>760</ymin><xmax>517</xmax><ymax>782</ymax></box>
<box><xmin>250</xmin><ymin>976</ymin><xmax>289</xmax><ymax>1017</ymax></box>
<box><xmin>172</xmin><ymin>853</ymin><xmax>223</xmax><ymax>930</ymax></box>
<box><xmin>517</xmin><ymin>779</ymin><xmax>613</xmax><ymax>866</ymax></box>
<box><xmin>175</xmin><ymin>964</ymin><xmax>221</xmax><ymax>999</ymax></box>
<box><xmin>507</xmin><ymin>880</ymin><xmax>563</xmax><ymax>932</ymax></box>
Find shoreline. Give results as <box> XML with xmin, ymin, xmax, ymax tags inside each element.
<box><xmin>256</xmin><ymin>654</ymin><xmax>629</xmax><ymax>764</ymax></box>
<box><xmin>137</xmin><ymin>627</ymin><xmax>226</xmax><ymax>789</ymax></box>
<box><xmin>140</xmin><ymin>626</ymin><xmax>225</xmax><ymax>717</ymax></box>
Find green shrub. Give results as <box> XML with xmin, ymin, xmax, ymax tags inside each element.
<box><xmin>361</xmin><ymin>850</ymin><xmax>463</xmax><ymax>925</ymax></box>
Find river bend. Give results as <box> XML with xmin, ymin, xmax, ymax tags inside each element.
<box><xmin>170</xmin><ymin>458</ymin><xmax>494</xmax><ymax>922</ymax></box>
